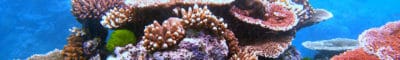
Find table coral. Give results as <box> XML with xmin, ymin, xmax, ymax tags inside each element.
<box><xmin>358</xmin><ymin>20</ymin><xmax>400</xmax><ymax>60</ymax></box>
<box><xmin>332</xmin><ymin>20</ymin><xmax>400</xmax><ymax>60</ymax></box>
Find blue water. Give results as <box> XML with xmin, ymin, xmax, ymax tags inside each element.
<box><xmin>0</xmin><ymin>0</ymin><xmax>398</xmax><ymax>59</ymax></box>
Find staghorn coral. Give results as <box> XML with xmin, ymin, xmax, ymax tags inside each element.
<box><xmin>106</xmin><ymin>29</ymin><xmax>137</xmax><ymax>52</ymax></box>
<box><xmin>331</xmin><ymin>48</ymin><xmax>379</xmax><ymax>60</ymax></box>
<box><xmin>142</xmin><ymin>18</ymin><xmax>186</xmax><ymax>52</ymax></box>
<box><xmin>358</xmin><ymin>20</ymin><xmax>400</xmax><ymax>60</ymax></box>
<box><xmin>61</xmin><ymin>27</ymin><xmax>86</xmax><ymax>60</ymax></box>
<box><xmin>27</xmin><ymin>49</ymin><xmax>64</xmax><ymax>60</ymax></box>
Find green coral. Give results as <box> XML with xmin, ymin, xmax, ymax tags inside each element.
<box><xmin>106</xmin><ymin>29</ymin><xmax>137</xmax><ymax>52</ymax></box>
<box><xmin>302</xmin><ymin>57</ymin><xmax>312</xmax><ymax>60</ymax></box>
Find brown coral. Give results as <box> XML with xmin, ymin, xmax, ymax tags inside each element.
<box><xmin>101</xmin><ymin>7</ymin><xmax>136</xmax><ymax>29</ymax></box>
<box><xmin>230</xmin><ymin>48</ymin><xmax>258</xmax><ymax>60</ymax></box>
<box><xmin>358</xmin><ymin>20</ymin><xmax>400</xmax><ymax>59</ymax></box>
<box><xmin>142</xmin><ymin>18</ymin><xmax>186</xmax><ymax>52</ymax></box>
<box><xmin>331</xmin><ymin>48</ymin><xmax>379</xmax><ymax>60</ymax></box>
<box><xmin>242</xmin><ymin>33</ymin><xmax>294</xmax><ymax>58</ymax></box>
<box><xmin>71</xmin><ymin>0</ymin><xmax>123</xmax><ymax>21</ymax></box>
<box><xmin>175</xmin><ymin>5</ymin><xmax>240</xmax><ymax>55</ymax></box>
<box><xmin>61</xmin><ymin>27</ymin><xmax>86</xmax><ymax>60</ymax></box>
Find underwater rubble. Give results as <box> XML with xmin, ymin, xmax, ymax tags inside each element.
<box><xmin>28</xmin><ymin>0</ymin><xmax>336</xmax><ymax>60</ymax></box>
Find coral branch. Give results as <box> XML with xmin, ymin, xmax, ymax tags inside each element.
<box><xmin>61</xmin><ymin>27</ymin><xmax>86</xmax><ymax>60</ymax></box>
<box><xmin>101</xmin><ymin>7</ymin><xmax>136</xmax><ymax>29</ymax></box>
<box><xmin>71</xmin><ymin>0</ymin><xmax>124</xmax><ymax>20</ymax></box>
<box><xmin>143</xmin><ymin>18</ymin><xmax>186</xmax><ymax>52</ymax></box>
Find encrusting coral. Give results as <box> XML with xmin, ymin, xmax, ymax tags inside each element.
<box><xmin>106</xmin><ymin>29</ymin><xmax>137</xmax><ymax>52</ymax></box>
<box><xmin>332</xmin><ymin>20</ymin><xmax>400</xmax><ymax>60</ymax></box>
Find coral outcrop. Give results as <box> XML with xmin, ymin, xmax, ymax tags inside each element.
<box><xmin>57</xmin><ymin>0</ymin><xmax>333</xmax><ymax>59</ymax></box>
<box><xmin>332</xmin><ymin>20</ymin><xmax>400</xmax><ymax>60</ymax></box>
<box><xmin>331</xmin><ymin>48</ymin><xmax>379</xmax><ymax>60</ymax></box>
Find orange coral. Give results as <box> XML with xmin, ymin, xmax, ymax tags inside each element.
<box><xmin>358</xmin><ymin>21</ymin><xmax>400</xmax><ymax>59</ymax></box>
<box><xmin>331</xmin><ymin>48</ymin><xmax>379</xmax><ymax>60</ymax></box>
<box><xmin>61</xmin><ymin>27</ymin><xmax>86</xmax><ymax>60</ymax></box>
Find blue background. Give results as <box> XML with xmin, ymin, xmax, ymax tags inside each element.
<box><xmin>0</xmin><ymin>0</ymin><xmax>399</xmax><ymax>59</ymax></box>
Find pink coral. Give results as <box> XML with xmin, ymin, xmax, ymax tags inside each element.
<box><xmin>358</xmin><ymin>21</ymin><xmax>400</xmax><ymax>59</ymax></box>
<box><xmin>331</xmin><ymin>48</ymin><xmax>379</xmax><ymax>60</ymax></box>
<box><xmin>262</xmin><ymin>3</ymin><xmax>298</xmax><ymax>31</ymax></box>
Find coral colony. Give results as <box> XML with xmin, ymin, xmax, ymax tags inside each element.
<box><xmin>32</xmin><ymin>0</ymin><xmax>397</xmax><ymax>60</ymax></box>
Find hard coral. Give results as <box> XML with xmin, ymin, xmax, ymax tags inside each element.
<box><xmin>358</xmin><ymin>20</ymin><xmax>400</xmax><ymax>59</ymax></box>
<box><xmin>331</xmin><ymin>48</ymin><xmax>379</xmax><ymax>60</ymax></box>
<box><xmin>71</xmin><ymin>0</ymin><xmax>124</xmax><ymax>21</ymax></box>
<box><xmin>142</xmin><ymin>18</ymin><xmax>186</xmax><ymax>52</ymax></box>
<box><xmin>101</xmin><ymin>7</ymin><xmax>136</xmax><ymax>29</ymax></box>
<box><xmin>106</xmin><ymin>29</ymin><xmax>137</xmax><ymax>52</ymax></box>
<box><xmin>62</xmin><ymin>27</ymin><xmax>86</xmax><ymax>60</ymax></box>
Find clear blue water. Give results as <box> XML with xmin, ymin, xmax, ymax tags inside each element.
<box><xmin>0</xmin><ymin>0</ymin><xmax>399</xmax><ymax>59</ymax></box>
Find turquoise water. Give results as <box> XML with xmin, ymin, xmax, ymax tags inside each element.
<box><xmin>0</xmin><ymin>0</ymin><xmax>399</xmax><ymax>59</ymax></box>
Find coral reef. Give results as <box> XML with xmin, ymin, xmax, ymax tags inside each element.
<box><xmin>61</xmin><ymin>27</ymin><xmax>86</xmax><ymax>60</ymax></box>
<box><xmin>27</xmin><ymin>49</ymin><xmax>64</xmax><ymax>60</ymax></box>
<box><xmin>332</xmin><ymin>20</ymin><xmax>400</xmax><ymax>60</ymax></box>
<box><xmin>57</xmin><ymin>0</ymin><xmax>333</xmax><ymax>59</ymax></box>
<box><xmin>106</xmin><ymin>29</ymin><xmax>137</xmax><ymax>52</ymax></box>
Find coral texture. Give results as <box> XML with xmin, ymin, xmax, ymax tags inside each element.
<box><xmin>61</xmin><ymin>27</ymin><xmax>86</xmax><ymax>60</ymax></box>
<box><xmin>101</xmin><ymin>7</ymin><xmax>136</xmax><ymax>29</ymax></box>
<box><xmin>142</xmin><ymin>18</ymin><xmax>186</xmax><ymax>52</ymax></box>
<box><xmin>71</xmin><ymin>0</ymin><xmax>124</xmax><ymax>20</ymax></box>
<box><xmin>332</xmin><ymin>20</ymin><xmax>400</xmax><ymax>60</ymax></box>
<box><xmin>331</xmin><ymin>48</ymin><xmax>379</xmax><ymax>60</ymax></box>
<box><xmin>358</xmin><ymin>20</ymin><xmax>400</xmax><ymax>59</ymax></box>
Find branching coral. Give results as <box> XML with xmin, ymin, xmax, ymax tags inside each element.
<box><xmin>61</xmin><ymin>27</ymin><xmax>86</xmax><ymax>60</ymax></box>
<box><xmin>174</xmin><ymin>5</ymin><xmax>240</xmax><ymax>56</ymax></box>
<box><xmin>142</xmin><ymin>18</ymin><xmax>186</xmax><ymax>52</ymax></box>
<box><xmin>71</xmin><ymin>0</ymin><xmax>124</xmax><ymax>21</ymax></box>
<box><xmin>101</xmin><ymin>7</ymin><xmax>136</xmax><ymax>29</ymax></box>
